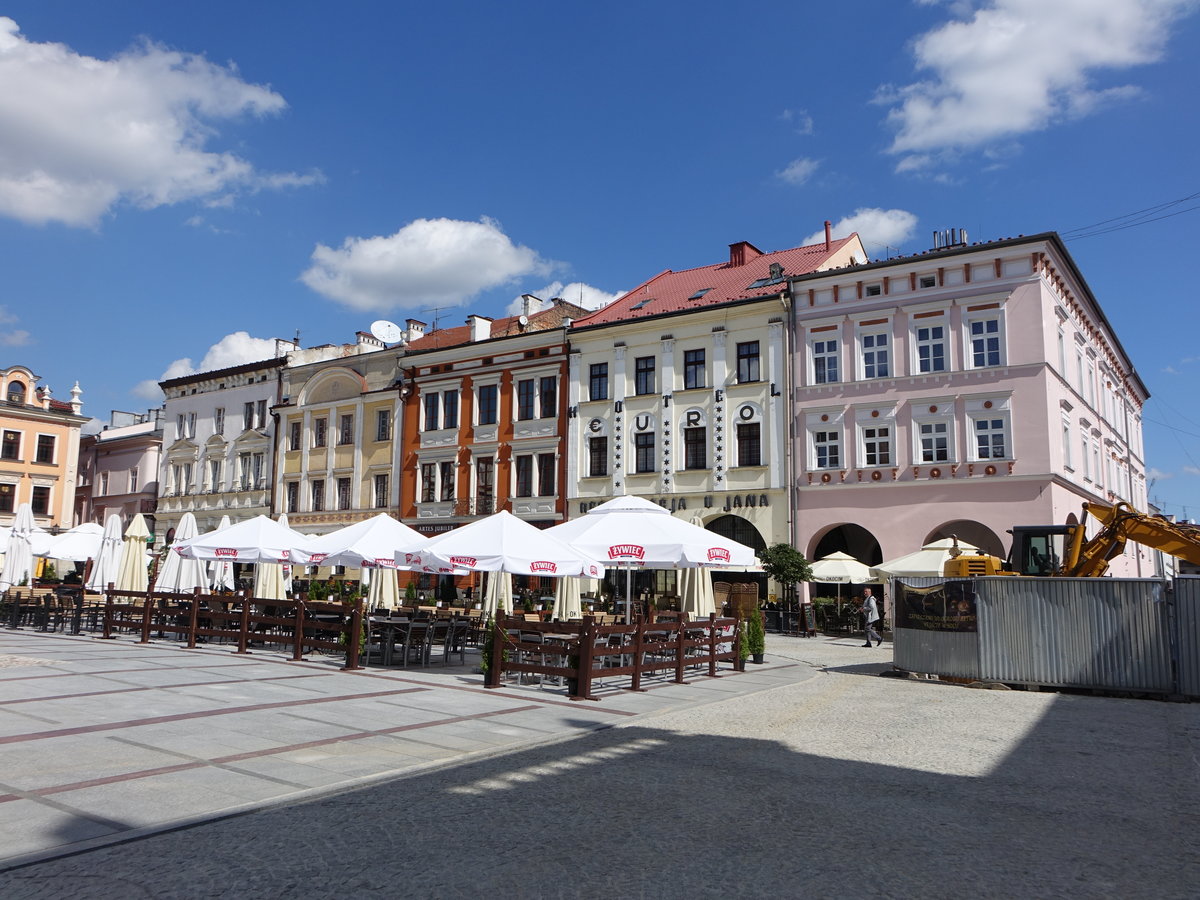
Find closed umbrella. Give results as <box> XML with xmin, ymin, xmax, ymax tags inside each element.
<box><xmin>114</xmin><ymin>514</ymin><xmax>150</xmax><ymax>593</ymax></box>
<box><xmin>481</xmin><ymin>570</ymin><xmax>512</xmax><ymax>619</ymax></box>
<box><xmin>277</xmin><ymin>514</ymin><xmax>294</xmax><ymax>593</ymax></box>
<box><xmin>678</xmin><ymin>567</ymin><xmax>716</xmax><ymax>618</ymax></box>
<box><xmin>366</xmin><ymin>566</ymin><xmax>399</xmax><ymax>612</ymax></box>
<box><xmin>86</xmin><ymin>514</ymin><xmax>124</xmax><ymax>593</ymax></box>
<box><xmin>252</xmin><ymin>559</ymin><xmax>287</xmax><ymax>601</ymax></box>
<box><xmin>0</xmin><ymin>503</ymin><xmax>36</xmax><ymax>592</ymax></box>
<box><xmin>551</xmin><ymin>576</ymin><xmax>582</xmax><ymax>621</ymax></box>
<box><xmin>153</xmin><ymin>513</ymin><xmax>208</xmax><ymax>593</ymax></box>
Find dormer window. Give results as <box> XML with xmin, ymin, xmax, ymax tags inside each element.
<box><xmin>7</xmin><ymin>382</ymin><xmax>25</xmax><ymax>404</ymax></box>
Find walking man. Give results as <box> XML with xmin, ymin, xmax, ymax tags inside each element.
<box><xmin>861</xmin><ymin>587</ymin><xmax>883</xmax><ymax>647</ymax></box>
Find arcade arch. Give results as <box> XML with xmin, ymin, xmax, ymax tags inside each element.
<box><xmin>924</xmin><ymin>520</ymin><xmax>1005</xmax><ymax>557</ymax></box>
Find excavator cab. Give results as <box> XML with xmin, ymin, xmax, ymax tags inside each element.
<box><xmin>1008</xmin><ymin>525</ymin><xmax>1075</xmax><ymax>576</ymax></box>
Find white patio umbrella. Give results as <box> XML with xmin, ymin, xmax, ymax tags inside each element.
<box><xmin>481</xmin><ymin>570</ymin><xmax>513</xmax><ymax>619</ymax></box>
<box><xmin>114</xmin><ymin>514</ymin><xmax>150</xmax><ymax>593</ymax></box>
<box><xmin>85</xmin><ymin>514</ymin><xmax>124</xmax><ymax>593</ymax></box>
<box><xmin>252</xmin><ymin>559</ymin><xmax>288</xmax><ymax>601</ymax></box>
<box><xmin>872</xmin><ymin>537</ymin><xmax>980</xmax><ymax>579</ymax></box>
<box><xmin>545</xmin><ymin>496</ymin><xmax>759</xmax><ymax>622</ymax></box>
<box><xmin>176</xmin><ymin>515</ymin><xmax>311</xmax><ymax>565</ymax></box>
<box><xmin>551</xmin><ymin>576</ymin><xmax>582</xmax><ymax>621</ymax></box>
<box><xmin>277</xmin><ymin>514</ymin><xmax>294</xmax><ymax>593</ymax></box>
<box><xmin>810</xmin><ymin>550</ymin><xmax>874</xmax><ymax>607</ymax></box>
<box><xmin>414</xmin><ymin>510</ymin><xmax>604</xmax><ymax>578</ymax></box>
<box><xmin>37</xmin><ymin>523</ymin><xmax>104</xmax><ymax>563</ymax></box>
<box><xmin>297</xmin><ymin>513</ymin><xmax>427</xmax><ymax>569</ymax></box>
<box><xmin>207</xmin><ymin>515</ymin><xmax>235</xmax><ymax>591</ymax></box>
<box><xmin>678</xmin><ymin>567</ymin><xmax>716</xmax><ymax>618</ymax></box>
<box><xmin>153</xmin><ymin>513</ymin><xmax>207</xmax><ymax>593</ymax></box>
<box><xmin>0</xmin><ymin>503</ymin><xmax>36</xmax><ymax>592</ymax></box>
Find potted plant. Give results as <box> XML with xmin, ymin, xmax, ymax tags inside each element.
<box><xmin>404</xmin><ymin>581</ymin><xmax>417</xmax><ymax>606</ymax></box>
<box><xmin>745</xmin><ymin>607</ymin><xmax>766</xmax><ymax>664</ymax></box>
<box><xmin>757</xmin><ymin>543</ymin><xmax>814</xmax><ymax>633</ymax></box>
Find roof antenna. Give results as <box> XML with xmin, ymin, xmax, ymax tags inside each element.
<box><xmin>293</xmin><ymin>329</ymin><xmax>301</xmax><ymax>346</ymax></box>
<box><xmin>422</xmin><ymin>304</ymin><xmax>452</xmax><ymax>332</ymax></box>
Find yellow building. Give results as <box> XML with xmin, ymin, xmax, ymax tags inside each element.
<box><xmin>0</xmin><ymin>366</ymin><xmax>88</xmax><ymax>529</ymax></box>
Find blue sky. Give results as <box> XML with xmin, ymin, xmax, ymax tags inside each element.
<box><xmin>2</xmin><ymin>0</ymin><xmax>1199</xmax><ymax>519</ymax></box>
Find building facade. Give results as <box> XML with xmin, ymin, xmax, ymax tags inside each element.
<box><xmin>788</xmin><ymin>231</ymin><xmax>1153</xmax><ymax>578</ymax></box>
<box><xmin>274</xmin><ymin>333</ymin><xmax>404</xmax><ymax>534</ymax></box>
<box><xmin>75</xmin><ymin>409</ymin><xmax>163</xmax><ymax>534</ymax></box>
<box><xmin>0</xmin><ymin>366</ymin><xmax>87</xmax><ymax>529</ymax></box>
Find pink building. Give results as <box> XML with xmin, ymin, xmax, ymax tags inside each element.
<box><xmin>788</xmin><ymin>231</ymin><xmax>1153</xmax><ymax>578</ymax></box>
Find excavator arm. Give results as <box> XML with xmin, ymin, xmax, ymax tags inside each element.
<box><xmin>1067</xmin><ymin>501</ymin><xmax>1200</xmax><ymax>577</ymax></box>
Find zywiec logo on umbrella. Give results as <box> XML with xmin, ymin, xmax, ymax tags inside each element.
<box><xmin>214</xmin><ymin>548</ymin><xmax>238</xmax><ymax>559</ymax></box>
<box><xmin>308</xmin><ymin>553</ymin><xmax>328</xmax><ymax>565</ymax></box>
<box><xmin>707</xmin><ymin>547</ymin><xmax>731</xmax><ymax>563</ymax></box>
<box><xmin>607</xmin><ymin>544</ymin><xmax>645</xmax><ymax>560</ymax></box>
<box><xmin>529</xmin><ymin>561</ymin><xmax>558</xmax><ymax>573</ymax></box>
<box><xmin>449</xmin><ymin>556</ymin><xmax>477</xmax><ymax>568</ymax></box>
<box><xmin>402</xmin><ymin>552</ymin><xmax>422</xmax><ymax>566</ymax></box>
<box><xmin>372</xmin><ymin>558</ymin><xmax>395</xmax><ymax>568</ymax></box>
<box><xmin>587</xmin><ymin>564</ymin><xmax>601</xmax><ymax>577</ymax></box>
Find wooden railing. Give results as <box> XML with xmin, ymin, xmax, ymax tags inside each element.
<box><xmin>485</xmin><ymin>613</ymin><xmax>741</xmax><ymax>701</ymax></box>
<box><xmin>100</xmin><ymin>587</ymin><xmax>363</xmax><ymax>670</ymax></box>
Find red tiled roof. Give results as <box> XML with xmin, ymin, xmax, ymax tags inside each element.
<box><xmin>573</xmin><ymin>236</ymin><xmax>859</xmax><ymax>328</ymax></box>
<box><xmin>404</xmin><ymin>300</ymin><xmax>589</xmax><ymax>353</ymax></box>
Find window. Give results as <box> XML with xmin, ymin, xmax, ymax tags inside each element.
<box><xmin>423</xmin><ymin>393</ymin><xmax>439</xmax><ymax>431</ymax></box>
<box><xmin>736</xmin><ymin>342</ymin><xmax>760</xmax><ymax>384</ymax></box>
<box><xmin>634</xmin><ymin>357</ymin><xmax>656</xmax><ymax>395</ymax></box>
<box><xmin>812</xmin><ymin>339</ymin><xmax>839</xmax><ymax>384</ymax></box>
<box><xmin>243</xmin><ymin>402</ymin><xmax>254</xmax><ymax>430</ymax></box>
<box><xmin>238</xmin><ymin>453</ymin><xmax>253</xmax><ymax>490</ymax></box>
<box><xmin>177</xmin><ymin>414</ymin><xmax>186</xmax><ymax>438</ymax></box>
<box><xmin>918</xmin><ymin>421</ymin><xmax>951</xmax><ymax>463</ymax></box>
<box><xmin>1</xmin><ymin>430</ymin><xmax>18</xmax><ymax>460</ymax></box>
<box><xmin>0</xmin><ymin>483</ymin><xmax>13</xmax><ymax>513</ymax></box>
<box><xmin>214</xmin><ymin>407</ymin><xmax>225</xmax><ymax>435</ymax></box>
<box><xmin>736</xmin><ymin>423</ymin><xmax>761</xmax><ymax>466</ymax></box>
<box><xmin>915</xmin><ymin>324</ymin><xmax>946</xmax><ymax>373</ymax></box>
<box><xmin>813</xmin><ymin>430</ymin><xmax>841</xmax><ymax>469</ymax></box>
<box><xmin>969</xmin><ymin>317</ymin><xmax>1003</xmax><ymax>367</ymax></box>
<box><xmin>539</xmin><ymin>377</ymin><xmax>557</xmax><ymax>419</ymax></box>
<box><xmin>973</xmin><ymin>417</ymin><xmax>1008</xmax><ymax>460</ymax></box>
<box><xmin>313</xmin><ymin>417</ymin><xmax>327</xmax><ymax>447</ymax></box>
<box><xmin>588</xmin><ymin>436</ymin><xmax>608</xmax><ymax>476</ymax></box>
<box><xmin>865</xmin><ymin>284</ymin><xmax>882</xmax><ymax>297</ymax></box>
<box><xmin>683</xmin><ymin>349</ymin><xmax>706</xmax><ymax>389</ymax></box>
<box><xmin>684</xmin><ymin>427</ymin><xmax>707</xmax><ymax>469</ymax></box>
<box><xmin>209</xmin><ymin>459</ymin><xmax>222</xmax><ymax>492</ymax></box>
<box><xmin>537</xmin><ymin>453</ymin><xmax>556</xmax><ymax>496</ymax></box>
<box><xmin>919</xmin><ymin>274</ymin><xmax>936</xmax><ymax>288</ymax></box>
<box><xmin>515</xmin><ymin>455</ymin><xmax>533</xmax><ymax>497</ymax></box>
<box><xmin>286</xmin><ymin>481</ymin><xmax>299</xmax><ymax>513</ymax></box>
<box><xmin>420</xmin><ymin>463</ymin><xmax>436</xmax><ymax>502</ymax></box>
<box><xmin>100</xmin><ymin>472</ymin><xmax>109</xmax><ymax>496</ymax></box>
<box><xmin>337</xmin><ymin>477</ymin><xmax>352</xmax><ymax>510</ymax></box>
<box><xmin>1062</xmin><ymin>419</ymin><xmax>1073</xmax><ymax>470</ymax></box>
<box><xmin>129</xmin><ymin>467</ymin><xmax>139</xmax><ymax>492</ymax></box>
<box><xmin>30</xmin><ymin>485</ymin><xmax>49</xmax><ymax>515</ymax></box>
<box><xmin>255</xmin><ymin>400</ymin><xmax>267</xmax><ymax>429</ymax></box>
<box><xmin>6</xmin><ymin>382</ymin><xmax>24</xmax><ymax>404</ymax></box>
<box><xmin>373</xmin><ymin>473</ymin><xmax>389</xmax><ymax>509</ymax></box>
<box><xmin>289</xmin><ymin>421</ymin><xmax>301</xmax><ymax>451</ymax></box>
<box><xmin>476</xmin><ymin>457</ymin><xmax>495</xmax><ymax>513</ymax></box>
<box><xmin>477</xmin><ymin>385</ymin><xmax>498</xmax><ymax>425</ymax></box>
<box><xmin>1081</xmin><ymin>434</ymin><xmax>1091</xmax><ymax>480</ymax></box>
<box><xmin>589</xmin><ymin>364</ymin><xmax>609</xmax><ymax>401</ymax></box>
<box><xmin>35</xmin><ymin>434</ymin><xmax>55</xmax><ymax>463</ymax></box>
<box><xmin>338</xmin><ymin>414</ymin><xmax>354</xmax><ymax>445</ymax></box>
<box><xmin>517</xmin><ymin>379</ymin><xmax>536</xmax><ymax>420</ymax></box>
<box><xmin>375</xmin><ymin>409</ymin><xmax>391</xmax><ymax>441</ymax></box>
<box><xmin>440</xmin><ymin>461</ymin><xmax>455</xmax><ymax>501</ymax></box>
<box><xmin>862</xmin><ymin>425</ymin><xmax>891</xmax><ymax>466</ymax></box>
<box><xmin>634</xmin><ymin>432</ymin><xmax>655</xmax><ymax>473</ymax></box>
<box><xmin>311</xmin><ymin>479</ymin><xmax>325</xmax><ymax>512</ymax></box>
<box><xmin>861</xmin><ymin>331</ymin><xmax>889</xmax><ymax>379</ymax></box>
<box><xmin>442</xmin><ymin>391</ymin><xmax>459</xmax><ymax>429</ymax></box>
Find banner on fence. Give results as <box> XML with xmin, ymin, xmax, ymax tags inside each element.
<box><xmin>895</xmin><ymin>579</ymin><xmax>977</xmax><ymax>633</ymax></box>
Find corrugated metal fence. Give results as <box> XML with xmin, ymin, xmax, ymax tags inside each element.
<box><xmin>895</xmin><ymin>575</ymin><xmax>1200</xmax><ymax>697</ymax></box>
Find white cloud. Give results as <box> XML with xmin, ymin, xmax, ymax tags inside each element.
<box><xmin>0</xmin><ymin>304</ymin><xmax>30</xmax><ymax>346</ymax></box>
<box><xmin>506</xmin><ymin>282</ymin><xmax>626</xmax><ymax>316</ymax></box>
<box><xmin>1184</xmin><ymin>466</ymin><xmax>1200</xmax><ymax>477</ymax></box>
<box><xmin>0</xmin><ymin>17</ymin><xmax>317</xmax><ymax>227</ymax></box>
<box><xmin>779</xmin><ymin>108</ymin><xmax>815</xmax><ymax>135</ymax></box>
<box><xmin>131</xmin><ymin>331</ymin><xmax>282</xmax><ymax>399</ymax></box>
<box><xmin>801</xmin><ymin>208</ymin><xmax>919</xmax><ymax>253</ymax></box>
<box><xmin>776</xmin><ymin>158</ymin><xmax>821</xmax><ymax>186</ymax></box>
<box><xmin>301</xmin><ymin>217</ymin><xmax>553</xmax><ymax>313</ymax></box>
<box><xmin>1146</xmin><ymin>468</ymin><xmax>1174</xmax><ymax>481</ymax></box>
<box><xmin>882</xmin><ymin>0</ymin><xmax>1197</xmax><ymax>168</ymax></box>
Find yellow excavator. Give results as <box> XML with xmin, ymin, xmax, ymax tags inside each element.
<box><xmin>943</xmin><ymin>500</ymin><xmax>1200</xmax><ymax>578</ymax></box>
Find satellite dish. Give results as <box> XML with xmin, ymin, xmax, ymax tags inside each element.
<box><xmin>370</xmin><ymin>320</ymin><xmax>403</xmax><ymax>344</ymax></box>
<box><xmin>518</xmin><ymin>315</ymin><xmax>529</xmax><ymax>327</ymax></box>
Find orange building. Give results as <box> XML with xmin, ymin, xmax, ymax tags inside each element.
<box><xmin>0</xmin><ymin>366</ymin><xmax>88</xmax><ymax>529</ymax></box>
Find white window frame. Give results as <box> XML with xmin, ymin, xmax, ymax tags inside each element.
<box><xmin>970</xmin><ymin>414</ymin><xmax>1010</xmax><ymax>461</ymax></box>
<box><xmin>856</xmin><ymin>323</ymin><xmax>891</xmax><ymax>380</ymax></box>
<box><xmin>809</xmin><ymin>334</ymin><xmax>840</xmax><ymax>385</ymax></box>
<box><xmin>859</xmin><ymin>421</ymin><xmax>893</xmax><ymax>468</ymax></box>
<box><xmin>913</xmin><ymin>317</ymin><xmax>948</xmax><ymax>374</ymax></box>
<box><xmin>913</xmin><ymin>404</ymin><xmax>956</xmax><ymax>464</ymax></box>
<box><xmin>810</xmin><ymin>427</ymin><xmax>842</xmax><ymax>470</ymax></box>
<box><xmin>1062</xmin><ymin>416</ymin><xmax>1073</xmax><ymax>471</ymax></box>
<box><xmin>963</xmin><ymin>309</ymin><xmax>1006</xmax><ymax>369</ymax></box>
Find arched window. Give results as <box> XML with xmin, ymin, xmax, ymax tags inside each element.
<box><xmin>7</xmin><ymin>381</ymin><xmax>26</xmax><ymax>404</ymax></box>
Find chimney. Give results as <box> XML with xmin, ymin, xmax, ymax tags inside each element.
<box><xmin>405</xmin><ymin>319</ymin><xmax>427</xmax><ymax>343</ymax></box>
<box><xmin>357</xmin><ymin>330</ymin><xmax>384</xmax><ymax>349</ymax></box>
<box><xmin>824</xmin><ymin>220</ymin><xmax>832</xmax><ymax>252</ymax></box>
<box><xmin>728</xmin><ymin>241</ymin><xmax>763</xmax><ymax>267</ymax></box>
<box><xmin>521</xmin><ymin>294</ymin><xmax>542</xmax><ymax>317</ymax></box>
<box><xmin>467</xmin><ymin>315</ymin><xmax>492</xmax><ymax>342</ymax></box>
<box><xmin>39</xmin><ymin>385</ymin><xmax>51</xmax><ymax>410</ymax></box>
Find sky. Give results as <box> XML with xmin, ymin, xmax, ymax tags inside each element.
<box><xmin>1</xmin><ymin>0</ymin><xmax>1199</xmax><ymax>519</ymax></box>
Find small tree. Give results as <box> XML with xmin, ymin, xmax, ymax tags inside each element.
<box><xmin>758</xmin><ymin>543</ymin><xmax>813</xmax><ymax>611</ymax></box>
<box><xmin>745</xmin><ymin>607</ymin><xmax>766</xmax><ymax>659</ymax></box>
<box><xmin>404</xmin><ymin>580</ymin><xmax>417</xmax><ymax>604</ymax></box>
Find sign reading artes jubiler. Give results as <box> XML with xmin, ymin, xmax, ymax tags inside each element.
<box><xmin>895</xmin><ymin>580</ymin><xmax>977</xmax><ymax>633</ymax></box>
